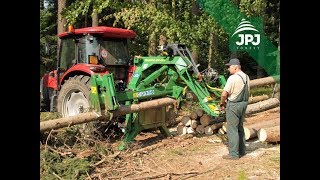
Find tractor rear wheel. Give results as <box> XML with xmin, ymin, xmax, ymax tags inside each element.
<box><xmin>57</xmin><ymin>75</ymin><xmax>91</xmax><ymax>118</ymax></box>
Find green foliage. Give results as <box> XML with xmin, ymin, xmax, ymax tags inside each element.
<box><xmin>40</xmin><ymin>2</ymin><xmax>58</xmax><ymax>77</ymax></box>
<box><xmin>41</xmin><ymin>0</ymin><xmax>279</xmax><ymax>77</ymax></box>
<box><xmin>40</xmin><ymin>149</ymin><xmax>93</xmax><ymax>180</ymax></box>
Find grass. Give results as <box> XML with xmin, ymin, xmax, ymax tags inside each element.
<box><xmin>238</xmin><ymin>169</ymin><xmax>248</xmax><ymax>180</ymax></box>
<box><xmin>250</xmin><ymin>85</ymin><xmax>274</xmax><ymax>97</ymax></box>
<box><xmin>40</xmin><ymin>112</ymin><xmax>61</xmax><ymax>122</ymax></box>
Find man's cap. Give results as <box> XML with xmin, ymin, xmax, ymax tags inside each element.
<box><xmin>225</xmin><ymin>58</ymin><xmax>240</xmax><ymax>66</ymax></box>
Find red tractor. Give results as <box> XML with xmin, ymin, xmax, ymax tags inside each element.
<box><xmin>40</xmin><ymin>26</ymin><xmax>136</xmax><ymax>117</ymax></box>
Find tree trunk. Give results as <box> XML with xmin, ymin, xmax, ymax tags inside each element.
<box><xmin>249</xmin><ymin>75</ymin><xmax>280</xmax><ymax>88</ymax></box>
<box><xmin>57</xmin><ymin>0</ymin><xmax>67</xmax><ymax>50</ymax></box>
<box><xmin>41</xmin><ymin>97</ymin><xmax>176</xmax><ymax>132</ymax></box>
<box><xmin>244</xmin><ymin>107</ymin><xmax>280</xmax><ymax>125</ymax></box>
<box><xmin>244</xmin><ymin>117</ymin><xmax>280</xmax><ymax>140</ymax></box>
<box><xmin>245</xmin><ymin>98</ymin><xmax>280</xmax><ymax>115</ymax></box>
<box><xmin>148</xmin><ymin>32</ymin><xmax>157</xmax><ymax>55</ymax></box>
<box><xmin>191</xmin><ymin>45</ymin><xmax>199</xmax><ymax>65</ymax></box>
<box><xmin>92</xmin><ymin>11</ymin><xmax>99</xmax><ymax>26</ymax></box>
<box><xmin>208</xmin><ymin>32</ymin><xmax>218</xmax><ymax>69</ymax></box>
<box><xmin>258</xmin><ymin>125</ymin><xmax>280</xmax><ymax>142</ymax></box>
<box><xmin>248</xmin><ymin>94</ymin><xmax>269</xmax><ymax>104</ymax></box>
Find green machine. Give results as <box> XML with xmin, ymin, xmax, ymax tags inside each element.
<box><xmin>90</xmin><ymin>43</ymin><xmax>226</xmax><ymax>150</ymax></box>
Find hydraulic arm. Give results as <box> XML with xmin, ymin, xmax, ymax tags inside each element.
<box><xmin>90</xmin><ymin>43</ymin><xmax>226</xmax><ymax>149</ymax></box>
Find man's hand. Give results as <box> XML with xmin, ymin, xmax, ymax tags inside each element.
<box><xmin>219</xmin><ymin>102</ymin><xmax>226</xmax><ymax>111</ymax></box>
<box><xmin>220</xmin><ymin>90</ymin><xmax>228</xmax><ymax>111</ymax></box>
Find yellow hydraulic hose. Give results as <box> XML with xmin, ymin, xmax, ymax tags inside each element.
<box><xmin>205</xmin><ymin>83</ymin><xmax>223</xmax><ymax>92</ymax></box>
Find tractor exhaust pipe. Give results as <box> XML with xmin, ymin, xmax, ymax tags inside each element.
<box><xmin>40</xmin><ymin>97</ymin><xmax>176</xmax><ymax>132</ymax></box>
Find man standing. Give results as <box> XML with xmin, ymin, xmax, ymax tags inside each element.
<box><xmin>220</xmin><ymin>58</ymin><xmax>250</xmax><ymax>160</ymax></box>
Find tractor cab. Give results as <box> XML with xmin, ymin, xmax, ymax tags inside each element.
<box><xmin>40</xmin><ymin>26</ymin><xmax>136</xmax><ymax>116</ymax></box>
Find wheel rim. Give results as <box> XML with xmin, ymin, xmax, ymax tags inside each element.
<box><xmin>62</xmin><ymin>90</ymin><xmax>89</xmax><ymax>117</ymax></box>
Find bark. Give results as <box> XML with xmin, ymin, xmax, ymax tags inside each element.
<box><xmin>92</xmin><ymin>11</ymin><xmax>99</xmax><ymax>26</ymax></box>
<box><xmin>208</xmin><ymin>32</ymin><xmax>218</xmax><ymax>69</ymax></box>
<box><xmin>244</xmin><ymin>118</ymin><xmax>280</xmax><ymax>140</ymax></box>
<box><xmin>258</xmin><ymin>125</ymin><xmax>280</xmax><ymax>142</ymax></box>
<box><xmin>191</xmin><ymin>45</ymin><xmax>199</xmax><ymax>65</ymax></box>
<box><xmin>245</xmin><ymin>98</ymin><xmax>280</xmax><ymax>115</ymax></box>
<box><xmin>41</xmin><ymin>97</ymin><xmax>176</xmax><ymax>132</ymax></box>
<box><xmin>248</xmin><ymin>95</ymin><xmax>270</xmax><ymax>104</ymax></box>
<box><xmin>57</xmin><ymin>0</ymin><xmax>66</xmax><ymax>53</ymax></box>
<box><xmin>148</xmin><ymin>32</ymin><xmax>157</xmax><ymax>55</ymax></box>
<box><xmin>250</xmin><ymin>75</ymin><xmax>280</xmax><ymax>88</ymax></box>
<box><xmin>40</xmin><ymin>112</ymin><xmax>103</xmax><ymax>133</ymax></box>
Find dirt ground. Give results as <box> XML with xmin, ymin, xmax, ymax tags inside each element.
<box><xmin>84</xmin><ymin>108</ymin><xmax>280</xmax><ymax>180</ymax></box>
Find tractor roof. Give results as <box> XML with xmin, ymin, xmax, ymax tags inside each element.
<box><xmin>58</xmin><ymin>26</ymin><xmax>136</xmax><ymax>39</ymax></box>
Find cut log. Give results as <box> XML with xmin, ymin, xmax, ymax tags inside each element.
<box><xmin>40</xmin><ymin>97</ymin><xmax>176</xmax><ymax>132</ymax></box>
<box><xmin>218</xmin><ymin>128</ymin><xmax>226</xmax><ymax>134</ymax></box>
<box><xmin>181</xmin><ymin>116</ymin><xmax>192</xmax><ymax>126</ymax></box>
<box><xmin>222</xmin><ymin>122</ymin><xmax>227</xmax><ymax>132</ymax></box>
<box><xmin>244</xmin><ymin>118</ymin><xmax>280</xmax><ymax>140</ymax></box>
<box><xmin>195</xmin><ymin>124</ymin><xmax>205</xmax><ymax>134</ymax></box>
<box><xmin>249</xmin><ymin>75</ymin><xmax>280</xmax><ymax>88</ymax></box>
<box><xmin>195</xmin><ymin>109</ymin><xmax>204</xmax><ymax>117</ymax></box>
<box><xmin>244</xmin><ymin>107</ymin><xmax>280</xmax><ymax>125</ymax></box>
<box><xmin>211</xmin><ymin>122</ymin><xmax>224</xmax><ymax>130</ymax></box>
<box><xmin>248</xmin><ymin>94</ymin><xmax>269</xmax><ymax>104</ymax></box>
<box><xmin>186</xmin><ymin>127</ymin><xmax>195</xmax><ymax>134</ymax></box>
<box><xmin>243</xmin><ymin>127</ymin><xmax>251</xmax><ymax>140</ymax></box>
<box><xmin>245</xmin><ymin>98</ymin><xmax>280</xmax><ymax>115</ymax></box>
<box><xmin>190</xmin><ymin>120</ymin><xmax>198</xmax><ymax>129</ymax></box>
<box><xmin>258</xmin><ymin>125</ymin><xmax>280</xmax><ymax>142</ymax></box>
<box><xmin>40</xmin><ymin>112</ymin><xmax>103</xmax><ymax>133</ymax></box>
<box><xmin>177</xmin><ymin>124</ymin><xmax>187</xmax><ymax>135</ymax></box>
<box><xmin>200</xmin><ymin>114</ymin><xmax>214</xmax><ymax>126</ymax></box>
<box><xmin>204</xmin><ymin>126</ymin><xmax>213</xmax><ymax>135</ymax></box>
<box><xmin>190</xmin><ymin>111</ymin><xmax>198</xmax><ymax>120</ymax></box>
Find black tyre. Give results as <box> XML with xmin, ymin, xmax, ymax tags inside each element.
<box><xmin>57</xmin><ymin>75</ymin><xmax>91</xmax><ymax>118</ymax></box>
